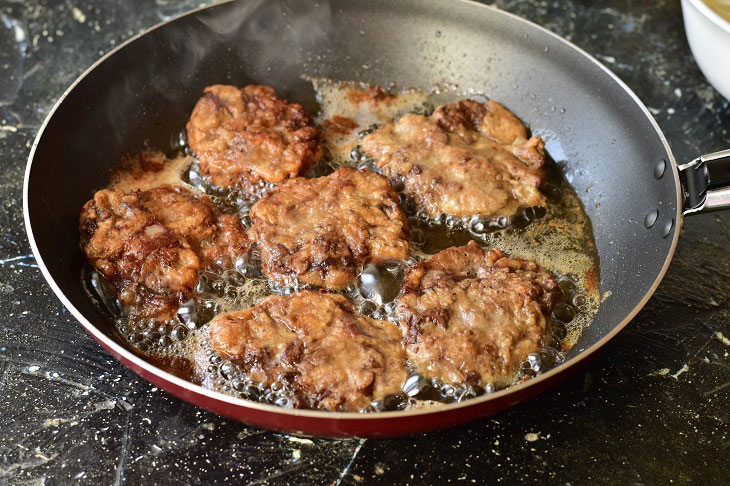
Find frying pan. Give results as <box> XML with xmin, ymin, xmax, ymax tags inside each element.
<box><xmin>22</xmin><ymin>0</ymin><xmax>730</xmax><ymax>438</ymax></box>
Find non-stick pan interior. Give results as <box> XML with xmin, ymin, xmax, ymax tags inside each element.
<box><xmin>26</xmin><ymin>0</ymin><xmax>679</xmax><ymax>382</ymax></box>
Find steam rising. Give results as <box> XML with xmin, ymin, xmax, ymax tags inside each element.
<box><xmin>100</xmin><ymin>0</ymin><xmax>335</xmax><ymax>150</ymax></box>
<box><xmin>153</xmin><ymin>0</ymin><xmax>334</xmax><ymax>88</ymax></box>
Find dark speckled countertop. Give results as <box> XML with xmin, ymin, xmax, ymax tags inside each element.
<box><xmin>1</xmin><ymin>0</ymin><xmax>730</xmax><ymax>484</ymax></box>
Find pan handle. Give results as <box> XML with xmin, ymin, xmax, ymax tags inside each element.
<box><xmin>678</xmin><ymin>148</ymin><xmax>730</xmax><ymax>215</ymax></box>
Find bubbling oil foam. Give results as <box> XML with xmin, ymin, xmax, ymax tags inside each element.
<box><xmin>82</xmin><ymin>79</ymin><xmax>600</xmax><ymax>412</ymax></box>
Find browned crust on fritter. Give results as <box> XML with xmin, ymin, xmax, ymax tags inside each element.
<box><xmin>434</xmin><ymin>99</ymin><xmax>529</xmax><ymax>145</ymax></box>
<box><xmin>249</xmin><ymin>167</ymin><xmax>410</xmax><ymax>289</ymax></box>
<box><xmin>137</xmin><ymin>186</ymin><xmax>249</xmax><ymax>268</ymax></box>
<box><xmin>346</xmin><ymin>85</ymin><xmax>397</xmax><ymax>105</ymax></box>
<box><xmin>80</xmin><ymin>185</ymin><xmax>249</xmax><ymax>323</ymax></box>
<box><xmin>361</xmin><ymin>99</ymin><xmax>547</xmax><ymax>219</ymax></box>
<box><xmin>186</xmin><ymin>84</ymin><xmax>322</xmax><ymax>192</ymax></box>
<box><xmin>396</xmin><ymin>241</ymin><xmax>563</xmax><ymax>387</ymax></box>
<box><xmin>323</xmin><ymin>115</ymin><xmax>359</xmax><ymax>136</ymax></box>
<box><xmin>205</xmin><ymin>291</ymin><xmax>408</xmax><ymax>411</ymax></box>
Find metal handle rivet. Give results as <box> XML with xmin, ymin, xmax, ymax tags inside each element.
<box><xmin>661</xmin><ymin>218</ymin><xmax>674</xmax><ymax>238</ymax></box>
<box><xmin>654</xmin><ymin>159</ymin><xmax>666</xmax><ymax>179</ymax></box>
<box><xmin>644</xmin><ymin>209</ymin><xmax>658</xmax><ymax>229</ymax></box>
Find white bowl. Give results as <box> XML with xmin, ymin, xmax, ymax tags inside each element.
<box><xmin>682</xmin><ymin>0</ymin><xmax>730</xmax><ymax>100</ymax></box>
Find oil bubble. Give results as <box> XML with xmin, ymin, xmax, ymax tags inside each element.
<box><xmin>231</xmin><ymin>378</ymin><xmax>244</xmax><ymax>391</ymax></box>
<box><xmin>543</xmin><ymin>333</ymin><xmax>560</xmax><ymax>349</ymax></box>
<box><xmin>527</xmin><ymin>352</ymin><xmax>543</xmax><ymax>372</ymax></box>
<box><xmin>457</xmin><ymin>385</ymin><xmax>485</xmax><ymax>401</ymax></box>
<box><xmin>383</xmin><ymin>392</ymin><xmax>409</xmax><ymax>411</ymax></box>
<box><xmin>219</xmin><ymin>362</ymin><xmax>233</xmax><ymax>380</ymax></box>
<box><xmin>359</xmin><ymin>300</ymin><xmax>378</xmax><ymax>316</ymax></box>
<box><xmin>558</xmin><ymin>277</ymin><xmax>578</xmax><ymax>299</ymax></box>
<box><xmin>244</xmin><ymin>385</ymin><xmax>261</xmax><ymax>400</ymax></box>
<box><xmin>142</xmin><ymin>329</ymin><xmax>160</xmax><ymax>341</ymax></box>
<box><xmin>89</xmin><ymin>271</ymin><xmax>122</xmax><ymax>315</ymax></box>
<box><xmin>177</xmin><ymin>299</ymin><xmax>197</xmax><ymax>328</ymax></box>
<box><xmin>540</xmin><ymin>347</ymin><xmax>562</xmax><ymax>367</ymax></box>
<box><xmin>444</xmin><ymin>215</ymin><xmax>459</xmax><ymax>229</ymax></box>
<box><xmin>551</xmin><ymin>319</ymin><xmax>568</xmax><ymax>339</ymax></box>
<box><xmin>171</xmin><ymin>326</ymin><xmax>188</xmax><ymax>341</ymax></box>
<box><xmin>359</xmin><ymin>263</ymin><xmax>401</xmax><ymax>305</ymax></box>
<box><xmin>553</xmin><ymin>303</ymin><xmax>576</xmax><ymax>322</ymax></box>
<box><xmin>403</xmin><ymin>373</ymin><xmax>429</xmax><ymax>397</ymax></box>
<box><xmin>274</xmin><ymin>397</ymin><xmax>293</xmax><ymax>408</ymax></box>
<box><xmin>572</xmin><ymin>294</ymin><xmax>586</xmax><ymax>308</ymax></box>
<box><xmin>518</xmin><ymin>362</ymin><xmax>537</xmax><ymax>379</ymax></box>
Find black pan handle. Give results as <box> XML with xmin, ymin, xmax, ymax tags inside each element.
<box><xmin>678</xmin><ymin>149</ymin><xmax>730</xmax><ymax>215</ymax></box>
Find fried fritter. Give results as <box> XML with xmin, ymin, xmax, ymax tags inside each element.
<box><xmin>361</xmin><ymin>99</ymin><xmax>546</xmax><ymax>220</ymax></box>
<box><xmin>204</xmin><ymin>291</ymin><xmax>408</xmax><ymax>411</ymax></box>
<box><xmin>80</xmin><ymin>185</ymin><xmax>249</xmax><ymax>323</ymax></box>
<box><xmin>249</xmin><ymin>167</ymin><xmax>410</xmax><ymax>289</ymax></box>
<box><xmin>137</xmin><ymin>186</ymin><xmax>248</xmax><ymax>267</ymax></box>
<box><xmin>396</xmin><ymin>241</ymin><xmax>563</xmax><ymax>388</ymax></box>
<box><xmin>186</xmin><ymin>84</ymin><xmax>322</xmax><ymax>193</ymax></box>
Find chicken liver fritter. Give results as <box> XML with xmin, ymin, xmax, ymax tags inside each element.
<box><xmin>249</xmin><ymin>167</ymin><xmax>410</xmax><ymax>289</ymax></box>
<box><xmin>396</xmin><ymin>241</ymin><xmax>563</xmax><ymax>388</ymax></box>
<box><xmin>186</xmin><ymin>84</ymin><xmax>322</xmax><ymax>193</ymax></box>
<box><xmin>361</xmin><ymin>99</ymin><xmax>546</xmax><ymax>220</ymax></box>
<box><xmin>204</xmin><ymin>291</ymin><xmax>408</xmax><ymax>411</ymax></box>
<box><xmin>80</xmin><ymin>185</ymin><xmax>249</xmax><ymax>323</ymax></box>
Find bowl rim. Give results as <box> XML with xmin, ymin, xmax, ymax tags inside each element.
<box><xmin>686</xmin><ymin>0</ymin><xmax>730</xmax><ymax>33</ymax></box>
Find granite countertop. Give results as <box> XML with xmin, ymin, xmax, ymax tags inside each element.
<box><xmin>1</xmin><ymin>0</ymin><xmax>729</xmax><ymax>484</ymax></box>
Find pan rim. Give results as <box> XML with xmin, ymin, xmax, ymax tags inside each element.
<box><xmin>22</xmin><ymin>0</ymin><xmax>682</xmax><ymax>421</ymax></box>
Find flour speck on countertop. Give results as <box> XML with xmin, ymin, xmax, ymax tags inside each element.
<box><xmin>0</xmin><ymin>0</ymin><xmax>729</xmax><ymax>484</ymax></box>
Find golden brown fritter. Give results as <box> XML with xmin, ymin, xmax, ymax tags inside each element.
<box><xmin>205</xmin><ymin>291</ymin><xmax>408</xmax><ymax>411</ymax></box>
<box><xmin>137</xmin><ymin>186</ymin><xmax>248</xmax><ymax>268</ymax></box>
<box><xmin>361</xmin><ymin>99</ymin><xmax>546</xmax><ymax>220</ymax></box>
<box><xmin>186</xmin><ymin>84</ymin><xmax>322</xmax><ymax>193</ymax></box>
<box><xmin>396</xmin><ymin>241</ymin><xmax>563</xmax><ymax>388</ymax></box>
<box><xmin>249</xmin><ymin>167</ymin><xmax>410</xmax><ymax>289</ymax></box>
<box><xmin>80</xmin><ymin>185</ymin><xmax>249</xmax><ymax>323</ymax></box>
